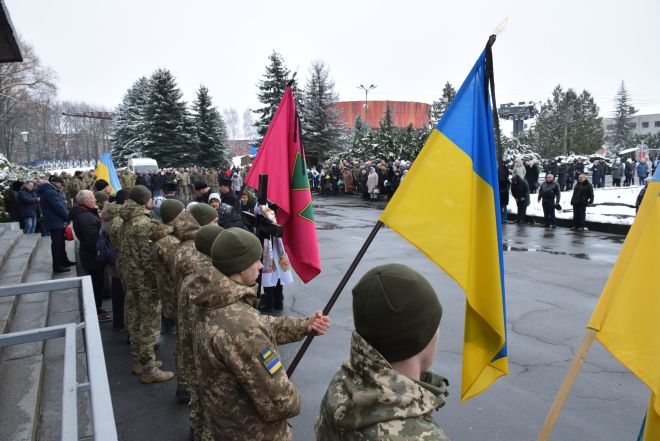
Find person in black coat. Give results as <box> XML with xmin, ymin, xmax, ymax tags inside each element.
<box><xmin>546</xmin><ymin>159</ymin><xmax>559</xmax><ymax>177</ymax></box>
<box><xmin>526</xmin><ymin>160</ymin><xmax>540</xmax><ymax>193</ymax></box>
<box><xmin>37</xmin><ymin>176</ymin><xmax>75</xmax><ymax>272</ymax></box>
<box><xmin>511</xmin><ymin>175</ymin><xmax>531</xmax><ymax>224</ymax></box>
<box><xmin>574</xmin><ymin>159</ymin><xmax>585</xmax><ymax>183</ymax></box>
<box><xmin>566</xmin><ymin>161</ymin><xmax>576</xmax><ymax>190</ymax></box>
<box><xmin>537</xmin><ymin>174</ymin><xmax>561</xmax><ymax>228</ymax></box>
<box><xmin>570</xmin><ymin>173</ymin><xmax>594</xmax><ymax>230</ymax></box>
<box><xmin>17</xmin><ymin>181</ymin><xmax>39</xmax><ymax>234</ymax></box>
<box><xmin>69</xmin><ymin>190</ymin><xmax>110</xmax><ymax>321</ymax></box>
<box><xmin>498</xmin><ymin>160</ymin><xmax>510</xmax><ymax>219</ymax></box>
<box><xmin>557</xmin><ymin>162</ymin><xmax>568</xmax><ymax>191</ymax></box>
<box><xmin>6</xmin><ymin>180</ymin><xmax>23</xmax><ymax>224</ymax></box>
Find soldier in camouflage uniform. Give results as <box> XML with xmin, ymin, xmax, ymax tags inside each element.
<box><xmin>118</xmin><ymin>185</ymin><xmax>174</xmax><ymax>383</ymax></box>
<box><xmin>192</xmin><ymin>228</ymin><xmax>330</xmax><ymax>441</ymax></box>
<box><xmin>65</xmin><ymin>171</ymin><xmax>84</xmax><ymax>207</ymax></box>
<box><xmin>120</xmin><ymin>170</ymin><xmax>136</xmax><ymax>189</ymax></box>
<box><xmin>176</xmin><ymin>224</ymin><xmax>222</xmax><ymax>440</ymax></box>
<box><xmin>315</xmin><ymin>264</ymin><xmax>450</xmax><ymax>441</ymax></box>
<box><xmin>162</xmin><ymin>201</ymin><xmax>200</xmax><ymax>404</ymax></box>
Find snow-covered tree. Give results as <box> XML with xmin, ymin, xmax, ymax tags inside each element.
<box><xmin>192</xmin><ymin>85</ymin><xmax>229</xmax><ymax>168</ymax></box>
<box><xmin>242</xmin><ymin>108</ymin><xmax>256</xmax><ymax>140</ymax></box>
<box><xmin>429</xmin><ymin>81</ymin><xmax>456</xmax><ymax>127</ymax></box>
<box><xmin>222</xmin><ymin>107</ymin><xmax>240</xmax><ymax>140</ymax></box>
<box><xmin>608</xmin><ymin>81</ymin><xmax>634</xmax><ymax>152</ymax></box>
<box><xmin>111</xmin><ymin>77</ymin><xmax>149</xmax><ymax>165</ymax></box>
<box><xmin>253</xmin><ymin>51</ymin><xmax>302</xmax><ymax>142</ymax></box>
<box><xmin>301</xmin><ymin>61</ymin><xmax>343</xmax><ymax>165</ymax></box>
<box><xmin>534</xmin><ymin>85</ymin><xmax>603</xmax><ymax>158</ymax></box>
<box><xmin>142</xmin><ymin>68</ymin><xmax>194</xmax><ymax>167</ymax></box>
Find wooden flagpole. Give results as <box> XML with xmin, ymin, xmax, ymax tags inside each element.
<box><xmin>536</xmin><ymin>327</ymin><xmax>598</xmax><ymax>441</ymax></box>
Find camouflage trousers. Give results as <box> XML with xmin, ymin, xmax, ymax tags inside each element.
<box><xmin>190</xmin><ymin>390</ymin><xmax>207</xmax><ymax>441</ymax></box>
<box><xmin>125</xmin><ymin>286</ymin><xmax>162</xmax><ymax>371</ymax></box>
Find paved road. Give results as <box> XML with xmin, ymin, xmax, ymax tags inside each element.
<box><xmin>102</xmin><ymin>195</ymin><xmax>644</xmax><ymax>441</ymax></box>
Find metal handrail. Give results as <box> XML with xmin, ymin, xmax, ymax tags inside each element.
<box><xmin>0</xmin><ymin>276</ymin><xmax>118</xmax><ymax>441</ymax></box>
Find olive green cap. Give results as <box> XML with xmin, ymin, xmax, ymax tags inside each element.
<box><xmin>190</xmin><ymin>203</ymin><xmax>218</xmax><ymax>226</ymax></box>
<box><xmin>195</xmin><ymin>224</ymin><xmax>224</xmax><ymax>257</ymax></box>
<box><xmin>128</xmin><ymin>185</ymin><xmax>151</xmax><ymax>205</ymax></box>
<box><xmin>211</xmin><ymin>227</ymin><xmax>262</xmax><ymax>276</ymax></box>
<box><xmin>160</xmin><ymin>199</ymin><xmax>184</xmax><ymax>224</ymax></box>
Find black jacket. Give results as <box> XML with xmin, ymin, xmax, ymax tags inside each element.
<box><xmin>538</xmin><ymin>181</ymin><xmax>561</xmax><ymax>202</ymax></box>
<box><xmin>69</xmin><ymin>205</ymin><xmax>103</xmax><ymax>272</ymax></box>
<box><xmin>570</xmin><ymin>181</ymin><xmax>594</xmax><ymax>206</ymax></box>
<box><xmin>511</xmin><ymin>178</ymin><xmax>530</xmax><ymax>205</ymax></box>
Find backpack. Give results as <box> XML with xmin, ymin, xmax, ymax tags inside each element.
<box><xmin>96</xmin><ymin>230</ymin><xmax>117</xmax><ymax>265</ymax></box>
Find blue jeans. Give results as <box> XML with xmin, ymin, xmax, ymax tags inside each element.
<box><xmin>22</xmin><ymin>216</ymin><xmax>36</xmax><ymax>234</ymax></box>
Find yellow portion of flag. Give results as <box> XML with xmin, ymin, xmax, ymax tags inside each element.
<box><xmin>643</xmin><ymin>393</ymin><xmax>660</xmax><ymax>440</ymax></box>
<box><xmin>588</xmin><ymin>180</ymin><xmax>660</xmax><ymax>420</ymax></box>
<box><xmin>380</xmin><ymin>130</ymin><xmax>507</xmax><ymax>401</ymax></box>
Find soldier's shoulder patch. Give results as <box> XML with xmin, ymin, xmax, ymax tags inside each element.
<box><xmin>259</xmin><ymin>346</ymin><xmax>282</xmax><ymax>375</ymax></box>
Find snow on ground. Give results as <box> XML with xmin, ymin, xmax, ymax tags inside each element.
<box><xmin>506</xmin><ymin>185</ymin><xmax>643</xmax><ymax>225</ymax></box>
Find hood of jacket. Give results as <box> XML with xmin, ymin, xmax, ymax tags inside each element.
<box><xmin>190</xmin><ymin>269</ymin><xmax>257</xmax><ymax>310</ymax></box>
<box><xmin>150</xmin><ymin>222</ymin><xmax>174</xmax><ymax>242</ymax></box>
<box><xmin>170</xmin><ymin>210</ymin><xmax>199</xmax><ymax>241</ymax></box>
<box><xmin>320</xmin><ymin>331</ymin><xmax>448</xmax><ymax>431</ymax></box>
<box><xmin>68</xmin><ymin>204</ymin><xmax>98</xmax><ymax>222</ymax></box>
<box><xmin>119</xmin><ymin>199</ymin><xmax>152</xmax><ymax>222</ymax></box>
<box><xmin>100</xmin><ymin>202</ymin><xmax>122</xmax><ymax>223</ymax></box>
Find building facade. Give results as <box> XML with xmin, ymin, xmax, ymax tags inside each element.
<box><xmin>334</xmin><ymin>100</ymin><xmax>430</xmax><ymax>129</ymax></box>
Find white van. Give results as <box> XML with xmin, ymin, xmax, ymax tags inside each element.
<box><xmin>127</xmin><ymin>157</ymin><xmax>159</xmax><ymax>173</ymax></box>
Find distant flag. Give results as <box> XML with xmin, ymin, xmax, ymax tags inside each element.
<box><xmin>94</xmin><ymin>152</ymin><xmax>122</xmax><ymax>194</ymax></box>
<box><xmin>379</xmin><ymin>47</ymin><xmax>508</xmax><ymax>401</ymax></box>
<box><xmin>588</xmin><ymin>167</ymin><xmax>660</xmax><ymax>440</ymax></box>
<box><xmin>245</xmin><ymin>86</ymin><xmax>321</xmax><ymax>283</ymax></box>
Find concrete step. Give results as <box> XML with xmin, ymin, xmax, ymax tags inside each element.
<box><xmin>0</xmin><ymin>233</ymin><xmax>39</xmax><ymax>335</ymax></box>
<box><xmin>0</xmin><ymin>235</ymin><xmax>51</xmax><ymax>441</ymax></box>
<box><xmin>0</xmin><ymin>229</ymin><xmax>23</xmax><ymax>280</ymax></box>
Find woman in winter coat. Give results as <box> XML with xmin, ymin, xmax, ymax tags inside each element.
<box><xmin>17</xmin><ymin>181</ymin><xmax>39</xmax><ymax>234</ymax></box>
<box><xmin>624</xmin><ymin>159</ymin><xmax>635</xmax><ymax>186</ymax></box>
<box><xmin>360</xmin><ymin>169</ymin><xmax>369</xmax><ymax>200</ymax></box>
<box><xmin>591</xmin><ymin>160</ymin><xmax>603</xmax><ymax>189</ymax></box>
<box><xmin>610</xmin><ymin>158</ymin><xmax>624</xmax><ymax>187</ymax></box>
<box><xmin>636</xmin><ymin>160</ymin><xmax>649</xmax><ymax>185</ymax></box>
<box><xmin>513</xmin><ymin>159</ymin><xmax>526</xmax><ymax>180</ymax></box>
<box><xmin>367</xmin><ymin>167</ymin><xmax>379</xmax><ymax>201</ymax></box>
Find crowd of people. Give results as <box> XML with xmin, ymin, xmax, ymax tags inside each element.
<box><xmin>3</xmin><ymin>162</ymin><xmax>458</xmax><ymax>440</ymax></box>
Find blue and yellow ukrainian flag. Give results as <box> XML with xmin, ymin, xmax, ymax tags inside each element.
<box><xmin>589</xmin><ymin>166</ymin><xmax>660</xmax><ymax>440</ymax></box>
<box><xmin>94</xmin><ymin>152</ymin><xmax>122</xmax><ymax>194</ymax></box>
<box><xmin>379</xmin><ymin>47</ymin><xmax>508</xmax><ymax>401</ymax></box>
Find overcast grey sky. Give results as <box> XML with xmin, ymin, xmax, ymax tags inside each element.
<box><xmin>6</xmin><ymin>0</ymin><xmax>660</xmax><ymax>118</ymax></box>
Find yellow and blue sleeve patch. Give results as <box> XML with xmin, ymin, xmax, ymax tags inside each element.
<box><xmin>260</xmin><ymin>346</ymin><xmax>282</xmax><ymax>375</ymax></box>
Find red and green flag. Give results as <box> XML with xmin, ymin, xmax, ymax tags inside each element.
<box><xmin>245</xmin><ymin>85</ymin><xmax>321</xmax><ymax>283</ymax></box>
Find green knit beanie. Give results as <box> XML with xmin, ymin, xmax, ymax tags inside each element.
<box><xmin>352</xmin><ymin>264</ymin><xmax>442</xmax><ymax>362</ymax></box>
<box><xmin>94</xmin><ymin>191</ymin><xmax>109</xmax><ymax>204</ymax></box>
<box><xmin>160</xmin><ymin>199</ymin><xmax>184</xmax><ymax>224</ymax></box>
<box><xmin>190</xmin><ymin>203</ymin><xmax>218</xmax><ymax>226</ymax></box>
<box><xmin>195</xmin><ymin>224</ymin><xmax>224</xmax><ymax>257</ymax></box>
<box><xmin>129</xmin><ymin>185</ymin><xmax>151</xmax><ymax>205</ymax></box>
<box><xmin>211</xmin><ymin>228</ymin><xmax>262</xmax><ymax>276</ymax></box>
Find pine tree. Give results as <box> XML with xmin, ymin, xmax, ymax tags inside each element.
<box><xmin>609</xmin><ymin>81</ymin><xmax>634</xmax><ymax>152</ymax></box>
<box><xmin>372</xmin><ymin>105</ymin><xmax>398</xmax><ymax>159</ymax></box>
<box><xmin>192</xmin><ymin>85</ymin><xmax>229</xmax><ymax>168</ymax></box>
<box><xmin>534</xmin><ymin>85</ymin><xmax>603</xmax><ymax>157</ymax></box>
<box><xmin>253</xmin><ymin>51</ymin><xmax>301</xmax><ymax>142</ymax></box>
<box><xmin>301</xmin><ymin>61</ymin><xmax>343</xmax><ymax>165</ymax></box>
<box><xmin>429</xmin><ymin>81</ymin><xmax>456</xmax><ymax>126</ymax></box>
<box><xmin>111</xmin><ymin>77</ymin><xmax>149</xmax><ymax>165</ymax></box>
<box><xmin>142</xmin><ymin>69</ymin><xmax>194</xmax><ymax>167</ymax></box>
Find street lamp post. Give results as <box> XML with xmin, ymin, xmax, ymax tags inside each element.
<box><xmin>20</xmin><ymin>131</ymin><xmax>29</xmax><ymax>165</ymax></box>
<box><xmin>357</xmin><ymin>84</ymin><xmax>377</xmax><ymax>127</ymax></box>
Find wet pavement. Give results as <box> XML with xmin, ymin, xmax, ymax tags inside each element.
<box><xmin>102</xmin><ymin>194</ymin><xmax>643</xmax><ymax>441</ymax></box>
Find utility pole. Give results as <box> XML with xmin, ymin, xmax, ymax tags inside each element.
<box><xmin>357</xmin><ymin>84</ymin><xmax>377</xmax><ymax>127</ymax></box>
<box><xmin>563</xmin><ymin>104</ymin><xmax>574</xmax><ymax>156</ymax></box>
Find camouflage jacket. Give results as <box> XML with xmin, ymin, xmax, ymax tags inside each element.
<box><xmin>118</xmin><ymin>199</ymin><xmax>158</xmax><ymax>291</ymax></box>
<box><xmin>151</xmin><ymin>222</ymin><xmax>177</xmax><ymax>316</ymax></box>
<box><xmin>192</xmin><ymin>276</ymin><xmax>309</xmax><ymax>441</ymax></box>
<box><xmin>315</xmin><ymin>332</ymin><xmax>450</xmax><ymax>441</ymax></box>
<box><xmin>100</xmin><ymin>202</ymin><xmax>122</xmax><ymax>277</ymax></box>
<box><xmin>177</xmin><ymin>250</ymin><xmax>216</xmax><ymax>393</ymax></box>
<box><xmin>66</xmin><ymin>177</ymin><xmax>83</xmax><ymax>197</ymax></box>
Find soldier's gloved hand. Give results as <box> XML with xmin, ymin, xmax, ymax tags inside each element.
<box><xmin>307</xmin><ymin>310</ymin><xmax>330</xmax><ymax>335</ymax></box>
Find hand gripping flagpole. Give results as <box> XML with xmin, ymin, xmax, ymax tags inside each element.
<box><xmin>286</xmin><ymin>34</ymin><xmax>501</xmax><ymax>378</ymax></box>
<box><xmin>286</xmin><ymin>221</ymin><xmax>383</xmax><ymax>377</ymax></box>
